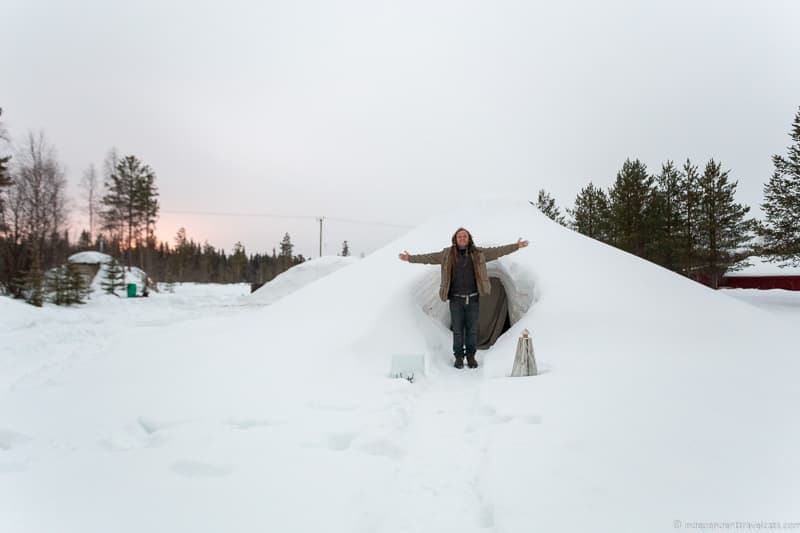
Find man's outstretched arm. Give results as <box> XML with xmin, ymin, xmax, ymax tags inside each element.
<box><xmin>399</xmin><ymin>249</ymin><xmax>445</xmax><ymax>265</ymax></box>
<box><xmin>483</xmin><ymin>238</ymin><xmax>529</xmax><ymax>261</ymax></box>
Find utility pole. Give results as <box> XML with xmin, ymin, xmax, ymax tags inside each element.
<box><xmin>317</xmin><ymin>216</ymin><xmax>325</xmax><ymax>257</ymax></box>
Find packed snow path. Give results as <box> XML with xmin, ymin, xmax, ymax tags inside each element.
<box><xmin>364</xmin><ymin>368</ymin><xmax>498</xmax><ymax>533</ymax></box>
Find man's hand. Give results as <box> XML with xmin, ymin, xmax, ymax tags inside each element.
<box><xmin>398</xmin><ymin>250</ymin><xmax>410</xmax><ymax>262</ymax></box>
<box><xmin>517</xmin><ymin>238</ymin><xmax>529</xmax><ymax>249</ymax></box>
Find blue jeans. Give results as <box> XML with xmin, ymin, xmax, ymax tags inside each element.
<box><xmin>450</xmin><ymin>295</ymin><xmax>480</xmax><ymax>357</ymax></box>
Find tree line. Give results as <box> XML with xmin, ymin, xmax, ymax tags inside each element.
<box><xmin>0</xmin><ymin>108</ymin><xmax>309</xmax><ymax>306</ymax></box>
<box><xmin>3</xmin><ymin>105</ymin><xmax>798</xmax><ymax>304</ymax></box>
<box><xmin>536</xmin><ymin>105</ymin><xmax>800</xmax><ymax>288</ymax></box>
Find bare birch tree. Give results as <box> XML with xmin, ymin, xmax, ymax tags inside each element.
<box><xmin>79</xmin><ymin>164</ymin><xmax>100</xmax><ymax>241</ymax></box>
<box><xmin>1</xmin><ymin>132</ymin><xmax>68</xmax><ymax>302</ymax></box>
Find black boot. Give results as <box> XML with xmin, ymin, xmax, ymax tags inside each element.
<box><xmin>466</xmin><ymin>354</ymin><xmax>478</xmax><ymax>368</ymax></box>
<box><xmin>454</xmin><ymin>355</ymin><xmax>464</xmax><ymax>369</ymax></box>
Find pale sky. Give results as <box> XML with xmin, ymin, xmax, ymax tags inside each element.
<box><xmin>2</xmin><ymin>0</ymin><xmax>799</xmax><ymax>258</ymax></box>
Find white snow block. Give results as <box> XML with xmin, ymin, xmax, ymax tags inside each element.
<box><xmin>511</xmin><ymin>329</ymin><xmax>538</xmax><ymax>377</ymax></box>
<box><xmin>390</xmin><ymin>353</ymin><xmax>426</xmax><ymax>381</ymax></box>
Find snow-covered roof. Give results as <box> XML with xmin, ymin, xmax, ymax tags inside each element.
<box><xmin>725</xmin><ymin>255</ymin><xmax>800</xmax><ymax>277</ymax></box>
<box><xmin>68</xmin><ymin>251</ymin><xmax>112</xmax><ymax>265</ymax></box>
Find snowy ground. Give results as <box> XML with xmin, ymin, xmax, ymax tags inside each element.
<box><xmin>2</xmin><ymin>199</ymin><xmax>799</xmax><ymax>533</ymax></box>
<box><xmin>721</xmin><ymin>287</ymin><xmax>800</xmax><ymax>316</ymax></box>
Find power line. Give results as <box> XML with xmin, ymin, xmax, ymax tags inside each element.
<box><xmin>161</xmin><ymin>209</ymin><xmax>413</xmax><ymax>229</ymax></box>
<box><xmin>161</xmin><ymin>209</ymin><xmax>317</xmax><ymax>221</ymax></box>
<box><xmin>325</xmin><ymin>216</ymin><xmax>412</xmax><ymax>229</ymax></box>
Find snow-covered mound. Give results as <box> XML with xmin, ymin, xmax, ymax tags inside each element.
<box><xmin>727</xmin><ymin>255</ymin><xmax>800</xmax><ymax>276</ymax></box>
<box><xmin>68</xmin><ymin>251</ymin><xmax>112</xmax><ymax>264</ymax></box>
<box><xmin>2</xmin><ymin>197</ymin><xmax>797</xmax><ymax>532</ymax></box>
<box><xmin>249</xmin><ymin>255</ymin><xmax>359</xmax><ymax>305</ymax></box>
<box><xmin>65</xmin><ymin>251</ymin><xmax>148</xmax><ymax>295</ymax></box>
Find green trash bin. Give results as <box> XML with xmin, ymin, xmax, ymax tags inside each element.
<box><xmin>126</xmin><ymin>283</ymin><xmax>137</xmax><ymax>298</ymax></box>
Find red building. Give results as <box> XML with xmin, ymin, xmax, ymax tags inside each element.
<box><xmin>721</xmin><ymin>256</ymin><xmax>800</xmax><ymax>291</ymax></box>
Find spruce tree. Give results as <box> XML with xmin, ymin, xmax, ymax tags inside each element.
<box><xmin>568</xmin><ymin>182</ymin><xmax>610</xmax><ymax>241</ymax></box>
<box><xmin>230</xmin><ymin>241</ymin><xmax>247</xmax><ymax>282</ymax></box>
<box><xmin>66</xmin><ymin>263</ymin><xmax>89</xmax><ymax>304</ymax></box>
<box><xmin>535</xmin><ymin>189</ymin><xmax>567</xmax><ymax>225</ymax></box>
<box><xmin>760</xmin><ymin>106</ymin><xmax>800</xmax><ymax>266</ymax></box>
<box><xmin>45</xmin><ymin>265</ymin><xmax>69</xmax><ymax>305</ymax></box>
<box><xmin>608</xmin><ymin>159</ymin><xmax>655</xmax><ymax>257</ymax></box>
<box><xmin>101</xmin><ymin>258</ymin><xmax>126</xmax><ymax>296</ymax></box>
<box><xmin>695</xmin><ymin>159</ymin><xmax>752</xmax><ymax>288</ymax></box>
<box><xmin>77</xmin><ymin>230</ymin><xmax>92</xmax><ymax>250</ymax></box>
<box><xmin>164</xmin><ymin>263</ymin><xmax>176</xmax><ymax>293</ymax></box>
<box><xmin>25</xmin><ymin>261</ymin><xmax>45</xmax><ymax>307</ymax></box>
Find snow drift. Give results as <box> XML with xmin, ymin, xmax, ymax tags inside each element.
<box><xmin>249</xmin><ymin>255</ymin><xmax>359</xmax><ymax>305</ymax></box>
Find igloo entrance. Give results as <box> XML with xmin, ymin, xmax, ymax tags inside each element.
<box><xmin>414</xmin><ymin>261</ymin><xmax>535</xmax><ymax>350</ymax></box>
<box><xmin>476</xmin><ymin>277</ymin><xmax>511</xmax><ymax>349</ymax></box>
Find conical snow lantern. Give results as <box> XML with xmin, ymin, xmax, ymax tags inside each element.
<box><xmin>511</xmin><ymin>329</ymin><xmax>537</xmax><ymax>377</ymax></box>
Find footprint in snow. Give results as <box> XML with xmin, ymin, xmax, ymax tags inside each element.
<box><xmin>300</xmin><ymin>432</ymin><xmax>357</xmax><ymax>451</ymax></box>
<box><xmin>0</xmin><ymin>429</ymin><xmax>31</xmax><ymax>450</ymax></box>
<box><xmin>326</xmin><ymin>432</ymin><xmax>357</xmax><ymax>451</ymax></box>
<box><xmin>0</xmin><ymin>462</ymin><xmax>27</xmax><ymax>474</ymax></box>
<box><xmin>226</xmin><ymin>418</ymin><xmax>285</xmax><ymax>430</ymax></box>
<box><xmin>170</xmin><ymin>460</ymin><xmax>233</xmax><ymax>478</ymax></box>
<box><xmin>137</xmin><ymin>416</ymin><xmax>187</xmax><ymax>434</ymax></box>
<box><xmin>355</xmin><ymin>438</ymin><xmax>406</xmax><ymax>460</ymax></box>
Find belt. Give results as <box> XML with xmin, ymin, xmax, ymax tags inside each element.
<box><xmin>452</xmin><ymin>292</ymin><xmax>478</xmax><ymax>305</ymax></box>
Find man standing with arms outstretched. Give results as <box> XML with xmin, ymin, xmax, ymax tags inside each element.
<box><xmin>399</xmin><ymin>228</ymin><xmax>528</xmax><ymax>369</ymax></box>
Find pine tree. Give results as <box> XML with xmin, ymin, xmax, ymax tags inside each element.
<box><xmin>760</xmin><ymin>106</ymin><xmax>800</xmax><ymax>266</ymax></box>
<box><xmin>695</xmin><ymin>159</ymin><xmax>752</xmax><ymax>288</ymax></box>
<box><xmin>101</xmin><ymin>155</ymin><xmax>158</xmax><ymax>270</ymax></box>
<box><xmin>649</xmin><ymin>161</ymin><xmax>685</xmax><ymax>270</ymax></box>
<box><xmin>568</xmin><ymin>182</ymin><xmax>610</xmax><ymax>241</ymax></box>
<box><xmin>279</xmin><ymin>233</ymin><xmax>293</xmax><ymax>272</ymax></box>
<box><xmin>535</xmin><ymin>189</ymin><xmax>566</xmax><ymax>225</ymax></box>
<box><xmin>608</xmin><ymin>159</ymin><xmax>655</xmax><ymax>257</ymax></box>
<box><xmin>680</xmin><ymin>159</ymin><xmax>702</xmax><ymax>275</ymax></box>
<box><xmin>341</xmin><ymin>240</ymin><xmax>350</xmax><ymax>257</ymax></box>
<box><xmin>101</xmin><ymin>257</ymin><xmax>126</xmax><ymax>296</ymax></box>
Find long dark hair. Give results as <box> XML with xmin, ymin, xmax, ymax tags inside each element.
<box><xmin>450</xmin><ymin>227</ymin><xmax>476</xmax><ymax>262</ymax></box>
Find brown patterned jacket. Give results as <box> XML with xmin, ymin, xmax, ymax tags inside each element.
<box><xmin>408</xmin><ymin>242</ymin><xmax>519</xmax><ymax>301</ymax></box>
